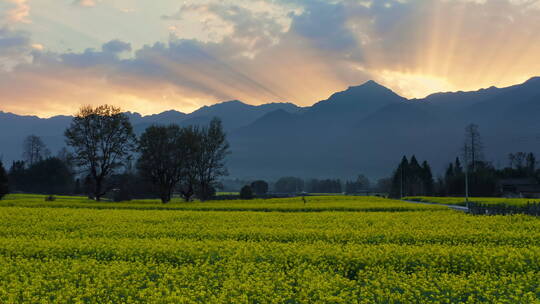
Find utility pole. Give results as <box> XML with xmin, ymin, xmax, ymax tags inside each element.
<box><xmin>463</xmin><ymin>145</ymin><xmax>470</xmax><ymax>203</ymax></box>
<box><xmin>400</xmin><ymin>165</ymin><xmax>403</xmax><ymax>199</ymax></box>
<box><xmin>464</xmin><ymin>164</ymin><xmax>469</xmax><ymax>203</ymax></box>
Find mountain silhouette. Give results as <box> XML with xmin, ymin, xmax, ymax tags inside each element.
<box><xmin>1</xmin><ymin>78</ymin><xmax>539</xmax><ymax>180</ymax></box>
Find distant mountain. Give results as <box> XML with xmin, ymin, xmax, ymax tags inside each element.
<box><xmin>1</xmin><ymin>78</ymin><xmax>540</xmax><ymax>180</ymax></box>
<box><xmin>185</xmin><ymin>100</ymin><xmax>303</xmax><ymax>131</ymax></box>
<box><xmin>308</xmin><ymin>80</ymin><xmax>405</xmax><ymax>117</ymax></box>
<box><xmin>0</xmin><ymin>101</ymin><xmax>302</xmax><ymax>165</ymax></box>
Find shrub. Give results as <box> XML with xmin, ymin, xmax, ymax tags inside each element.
<box><xmin>250</xmin><ymin>180</ymin><xmax>269</xmax><ymax>195</ymax></box>
<box><xmin>240</xmin><ymin>185</ymin><xmax>254</xmax><ymax>199</ymax></box>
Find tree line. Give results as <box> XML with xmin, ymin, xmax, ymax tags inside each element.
<box><xmin>388</xmin><ymin>123</ymin><xmax>540</xmax><ymax>198</ymax></box>
<box><xmin>1</xmin><ymin>105</ymin><xmax>230</xmax><ymax>203</ymax></box>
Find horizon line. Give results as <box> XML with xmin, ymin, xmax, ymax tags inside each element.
<box><xmin>1</xmin><ymin>76</ymin><xmax>537</xmax><ymax>119</ymax></box>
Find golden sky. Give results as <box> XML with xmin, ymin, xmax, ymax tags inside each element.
<box><xmin>1</xmin><ymin>0</ymin><xmax>540</xmax><ymax>117</ymax></box>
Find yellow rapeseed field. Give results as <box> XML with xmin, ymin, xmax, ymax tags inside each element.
<box><xmin>0</xmin><ymin>195</ymin><xmax>539</xmax><ymax>303</ymax></box>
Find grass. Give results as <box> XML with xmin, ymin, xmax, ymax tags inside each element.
<box><xmin>1</xmin><ymin>193</ymin><xmax>446</xmax><ymax>212</ymax></box>
<box><xmin>405</xmin><ymin>196</ymin><xmax>540</xmax><ymax>207</ymax></box>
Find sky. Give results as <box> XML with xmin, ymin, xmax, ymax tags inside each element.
<box><xmin>1</xmin><ymin>0</ymin><xmax>540</xmax><ymax>117</ymax></box>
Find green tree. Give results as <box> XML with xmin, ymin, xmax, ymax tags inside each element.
<box><xmin>390</xmin><ymin>156</ymin><xmax>409</xmax><ymax>198</ymax></box>
<box><xmin>177</xmin><ymin>126</ymin><xmax>202</xmax><ymax>202</ymax></box>
<box><xmin>250</xmin><ymin>180</ymin><xmax>269</xmax><ymax>196</ymax></box>
<box><xmin>25</xmin><ymin>157</ymin><xmax>74</xmax><ymax>195</ymax></box>
<box><xmin>0</xmin><ymin>161</ymin><xmax>9</xmax><ymax>200</ymax></box>
<box><xmin>239</xmin><ymin>185</ymin><xmax>254</xmax><ymax>199</ymax></box>
<box><xmin>421</xmin><ymin>161</ymin><xmax>434</xmax><ymax>196</ymax></box>
<box><xmin>137</xmin><ymin>125</ymin><xmax>185</xmax><ymax>203</ymax></box>
<box><xmin>65</xmin><ymin>105</ymin><xmax>136</xmax><ymax>201</ymax></box>
<box><xmin>8</xmin><ymin>161</ymin><xmax>26</xmax><ymax>192</ymax></box>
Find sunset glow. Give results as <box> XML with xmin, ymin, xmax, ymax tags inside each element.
<box><xmin>1</xmin><ymin>0</ymin><xmax>540</xmax><ymax>116</ymax></box>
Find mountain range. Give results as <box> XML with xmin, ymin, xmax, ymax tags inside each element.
<box><xmin>1</xmin><ymin>78</ymin><xmax>540</xmax><ymax>181</ymax></box>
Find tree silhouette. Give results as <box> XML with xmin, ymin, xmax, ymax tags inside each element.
<box><xmin>22</xmin><ymin>135</ymin><xmax>50</xmax><ymax>166</ymax></box>
<box><xmin>65</xmin><ymin>105</ymin><xmax>136</xmax><ymax>201</ymax></box>
<box><xmin>194</xmin><ymin>118</ymin><xmax>230</xmax><ymax>201</ymax></box>
<box><xmin>463</xmin><ymin>124</ymin><xmax>484</xmax><ymax>172</ymax></box>
<box><xmin>137</xmin><ymin>125</ymin><xmax>185</xmax><ymax>203</ymax></box>
<box><xmin>0</xmin><ymin>161</ymin><xmax>9</xmax><ymax>200</ymax></box>
<box><xmin>250</xmin><ymin>180</ymin><xmax>269</xmax><ymax>195</ymax></box>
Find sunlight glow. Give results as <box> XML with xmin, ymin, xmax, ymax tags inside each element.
<box><xmin>376</xmin><ymin>70</ymin><xmax>457</xmax><ymax>99</ymax></box>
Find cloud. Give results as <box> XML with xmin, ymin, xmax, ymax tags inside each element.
<box><xmin>0</xmin><ymin>27</ymin><xmax>33</xmax><ymax>69</ymax></box>
<box><xmin>2</xmin><ymin>0</ymin><xmax>540</xmax><ymax>116</ymax></box>
<box><xmin>102</xmin><ymin>40</ymin><xmax>132</xmax><ymax>53</ymax></box>
<box><xmin>1</xmin><ymin>0</ymin><xmax>30</xmax><ymax>24</ymax></box>
<box><xmin>289</xmin><ymin>1</ymin><xmax>358</xmax><ymax>52</ymax></box>
<box><xmin>73</xmin><ymin>0</ymin><xmax>97</xmax><ymax>8</ymax></box>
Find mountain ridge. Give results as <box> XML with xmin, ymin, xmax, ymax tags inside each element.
<box><xmin>1</xmin><ymin>77</ymin><xmax>540</xmax><ymax>180</ymax></box>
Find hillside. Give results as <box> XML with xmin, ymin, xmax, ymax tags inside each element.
<box><xmin>1</xmin><ymin>78</ymin><xmax>539</xmax><ymax>180</ymax></box>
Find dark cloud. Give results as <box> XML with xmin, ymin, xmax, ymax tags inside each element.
<box><xmin>0</xmin><ymin>27</ymin><xmax>31</xmax><ymax>56</ymax></box>
<box><xmin>102</xmin><ymin>39</ymin><xmax>132</xmax><ymax>53</ymax></box>
<box><xmin>289</xmin><ymin>1</ymin><xmax>358</xmax><ymax>52</ymax></box>
<box><xmin>2</xmin><ymin>0</ymin><xmax>540</xmax><ymax>116</ymax></box>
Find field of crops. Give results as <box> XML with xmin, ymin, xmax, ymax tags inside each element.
<box><xmin>0</xmin><ymin>195</ymin><xmax>539</xmax><ymax>303</ymax></box>
<box><xmin>1</xmin><ymin>194</ymin><xmax>445</xmax><ymax>212</ymax></box>
<box><xmin>405</xmin><ymin>196</ymin><xmax>540</xmax><ymax>207</ymax></box>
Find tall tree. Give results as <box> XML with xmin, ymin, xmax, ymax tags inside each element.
<box><xmin>408</xmin><ymin>155</ymin><xmax>423</xmax><ymax>196</ymax></box>
<box><xmin>0</xmin><ymin>161</ymin><xmax>9</xmax><ymax>200</ymax></box>
<box><xmin>454</xmin><ymin>158</ymin><xmax>463</xmax><ymax>175</ymax></box>
<box><xmin>463</xmin><ymin>123</ymin><xmax>484</xmax><ymax>172</ymax></box>
<box><xmin>421</xmin><ymin>161</ymin><xmax>434</xmax><ymax>196</ymax></box>
<box><xmin>25</xmin><ymin>157</ymin><xmax>74</xmax><ymax>195</ymax></box>
<box><xmin>195</xmin><ymin>118</ymin><xmax>230</xmax><ymax>201</ymax></box>
<box><xmin>22</xmin><ymin>135</ymin><xmax>50</xmax><ymax>166</ymax></box>
<box><xmin>8</xmin><ymin>161</ymin><xmax>26</xmax><ymax>192</ymax></box>
<box><xmin>64</xmin><ymin>105</ymin><xmax>136</xmax><ymax>201</ymax></box>
<box><xmin>526</xmin><ymin>153</ymin><xmax>536</xmax><ymax>176</ymax></box>
<box><xmin>177</xmin><ymin>126</ymin><xmax>202</xmax><ymax>202</ymax></box>
<box><xmin>137</xmin><ymin>125</ymin><xmax>186</xmax><ymax>203</ymax></box>
<box><xmin>390</xmin><ymin>156</ymin><xmax>409</xmax><ymax>198</ymax></box>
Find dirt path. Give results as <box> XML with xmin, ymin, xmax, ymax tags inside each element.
<box><xmin>401</xmin><ymin>200</ymin><xmax>469</xmax><ymax>212</ymax></box>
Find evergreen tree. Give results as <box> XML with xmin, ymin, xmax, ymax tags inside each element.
<box><xmin>0</xmin><ymin>161</ymin><xmax>8</xmax><ymax>200</ymax></box>
<box><xmin>526</xmin><ymin>153</ymin><xmax>536</xmax><ymax>176</ymax></box>
<box><xmin>390</xmin><ymin>156</ymin><xmax>409</xmax><ymax>198</ymax></box>
<box><xmin>408</xmin><ymin>155</ymin><xmax>423</xmax><ymax>196</ymax></box>
<box><xmin>445</xmin><ymin>163</ymin><xmax>454</xmax><ymax>181</ymax></box>
<box><xmin>454</xmin><ymin>158</ymin><xmax>463</xmax><ymax>175</ymax></box>
<box><xmin>8</xmin><ymin>161</ymin><xmax>26</xmax><ymax>192</ymax></box>
<box><xmin>421</xmin><ymin>161</ymin><xmax>434</xmax><ymax>196</ymax></box>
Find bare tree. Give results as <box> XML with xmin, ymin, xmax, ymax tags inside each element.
<box><xmin>22</xmin><ymin>135</ymin><xmax>50</xmax><ymax>166</ymax></box>
<box><xmin>65</xmin><ymin>105</ymin><xmax>136</xmax><ymax>201</ymax></box>
<box><xmin>195</xmin><ymin>118</ymin><xmax>230</xmax><ymax>201</ymax></box>
<box><xmin>462</xmin><ymin>123</ymin><xmax>484</xmax><ymax>172</ymax></box>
